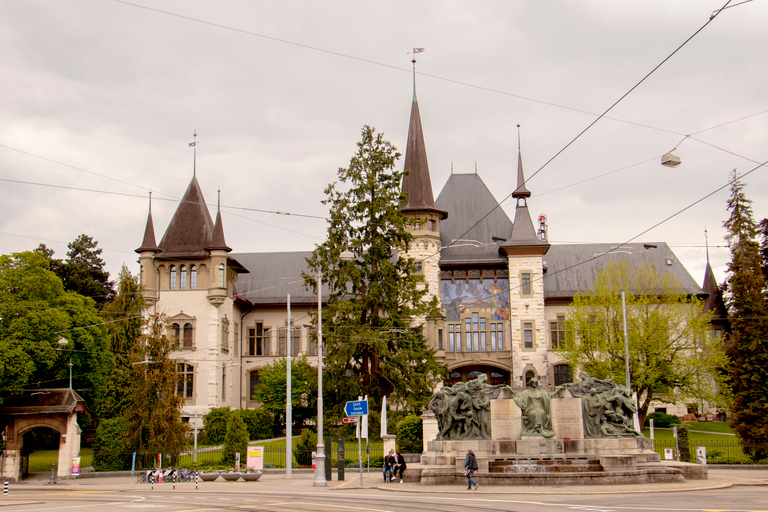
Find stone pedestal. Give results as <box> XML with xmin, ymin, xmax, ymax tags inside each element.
<box><xmin>490</xmin><ymin>399</ymin><xmax>521</xmax><ymax>440</ymax></box>
<box><xmin>420</xmin><ymin>411</ymin><xmax>438</xmax><ymax>453</ymax></box>
<box><xmin>381</xmin><ymin>434</ymin><xmax>397</xmax><ymax>456</ymax></box>
<box><xmin>551</xmin><ymin>396</ymin><xmax>583</xmax><ymax>440</ymax></box>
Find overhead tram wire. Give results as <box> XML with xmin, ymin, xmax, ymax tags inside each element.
<box><xmin>443</xmin><ymin>0</ymin><xmax>735</xmax><ymax>253</ymax></box>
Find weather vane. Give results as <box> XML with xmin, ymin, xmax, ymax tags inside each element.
<box><xmin>189</xmin><ymin>131</ymin><xmax>198</xmax><ymax>176</ymax></box>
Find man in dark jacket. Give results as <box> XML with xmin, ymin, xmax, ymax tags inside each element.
<box><xmin>383</xmin><ymin>449</ymin><xmax>395</xmax><ymax>482</ymax></box>
<box><xmin>464</xmin><ymin>447</ymin><xmax>478</xmax><ymax>490</ymax></box>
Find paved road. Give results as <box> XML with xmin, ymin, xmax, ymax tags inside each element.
<box><xmin>0</xmin><ymin>468</ymin><xmax>766</xmax><ymax>511</ymax></box>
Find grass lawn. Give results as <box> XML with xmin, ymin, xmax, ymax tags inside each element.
<box><xmin>28</xmin><ymin>448</ymin><xmax>93</xmax><ymax>472</ymax></box>
<box><xmin>643</xmin><ymin>421</ymin><xmax>735</xmax><ymax>442</ymax></box>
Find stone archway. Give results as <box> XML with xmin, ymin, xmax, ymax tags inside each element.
<box><xmin>0</xmin><ymin>389</ymin><xmax>87</xmax><ymax>481</ymax></box>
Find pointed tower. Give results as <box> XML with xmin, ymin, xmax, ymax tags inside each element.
<box><xmin>702</xmin><ymin>232</ymin><xmax>729</xmax><ymax>343</ymax></box>
<box><xmin>206</xmin><ymin>191</ymin><xmax>233</xmax><ymax>306</ymax></box>
<box><xmin>399</xmin><ymin>66</ymin><xmax>447</xmax><ymax>346</ymax></box>
<box><xmin>499</xmin><ymin>131</ymin><xmax>551</xmax><ymax>387</ymax></box>
<box><xmin>136</xmin><ymin>193</ymin><xmax>162</xmax><ymax>305</ymax></box>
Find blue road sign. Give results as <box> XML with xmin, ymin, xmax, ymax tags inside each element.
<box><xmin>344</xmin><ymin>399</ymin><xmax>368</xmax><ymax>416</ymax></box>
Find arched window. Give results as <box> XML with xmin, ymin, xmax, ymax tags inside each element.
<box><xmin>171</xmin><ymin>323</ymin><xmax>180</xmax><ymax>346</ymax></box>
<box><xmin>190</xmin><ymin>265</ymin><xmax>197</xmax><ymax>289</ymax></box>
<box><xmin>169</xmin><ymin>266</ymin><xmax>177</xmax><ymax>289</ymax></box>
<box><xmin>218</xmin><ymin>263</ymin><xmax>225</xmax><ymax>288</ymax></box>
<box><xmin>467</xmin><ymin>370</ymin><xmax>484</xmax><ymax>380</ymax></box>
<box><xmin>180</xmin><ymin>265</ymin><xmax>187</xmax><ymax>289</ymax></box>
<box><xmin>183</xmin><ymin>323</ymin><xmax>193</xmax><ymax>347</ymax></box>
<box><xmin>525</xmin><ymin>370</ymin><xmax>536</xmax><ymax>387</ymax></box>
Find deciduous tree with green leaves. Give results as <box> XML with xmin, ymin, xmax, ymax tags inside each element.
<box><xmin>723</xmin><ymin>172</ymin><xmax>768</xmax><ymax>459</ymax></box>
<box><xmin>304</xmin><ymin>125</ymin><xmax>446</xmax><ymax>417</ymax></box>
<box><xmin>562</xmin><ymin>260</ymin><xmax>725</xmax><ymax>427</ymax></box>
<box><xmin>0</xmin><ymin>251</ymin><xmax>113</xmax><ymax>415</ymax></box>
<box><xmin>251</xmin><ymin>355</ymin><xmax>317</xmax><ymax>431</ymax></box>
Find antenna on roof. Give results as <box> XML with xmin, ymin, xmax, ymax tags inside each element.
<box><xmin>475</xmin><ymin>162</ymin><xmax>477</xmax><ymax>174</ymax></box>
<box><xmin>188</xmin><ymin>130</ymin><xmax>199</xmax><ymax>176</ymax></box>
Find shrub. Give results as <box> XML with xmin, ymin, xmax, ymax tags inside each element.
<box><xmin>644</xmin><ymin>412</ymin><xmax>681</xmax><ymax>428</ymax></box>
<box><xmin>396</xmin><ymin>415</ymin><xmax>423</xmax><ymax>453</ymax></box>
<box><xmin>294</xmin><ymin>429</ymin><xmax>317</xmax><ymax>467</ymax></box>
<box><xmin>203</xmin><ymin>407</ymin><xmax>231</xmax><ymax>445</ymax></box>
<box><xmin>240</xmin><ymin>408</ymin><xmax>274</xmax><ymax>440</ymax></box>
<box><xmin>223</xmin><ymin>410</ymin><xmax>249</xmax><ymax>466</ymax></box>
<box><xmin>677</xmin><ymin>425</ymin><xmax>691</xmax><ymax>462</ymax></box>
<box><xmin>93</xmin><ymin>417</ymin><xmax>130</xmax><ymax>471</ymax></box>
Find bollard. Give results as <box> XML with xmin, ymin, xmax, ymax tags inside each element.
<box><xmin>150</xmin><ymin>474</ymin><xmax>154</xmax><ymax>490</ymax></box>
<box><xmin>173</xmin><ymin>472</ymin><xmax>176</xmax><ymax>490</ymax></box>
<box><xmin>4</xmin><ymin>480</ymin><xmax>8</xmax><ymax>496</ymax></box>
<box><xmin>48</xmin><ymin>463</ymin><xmax>56</xmax><ymax>485</ymax></box>
<box><xmin>195</xmin><ymin>470</ymin><xmax>198</xmax><ymax>490</ymax></box>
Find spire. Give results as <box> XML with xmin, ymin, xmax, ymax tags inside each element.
<box><xmin>135</xmin><ymin>191</ymin><xmax>161</xmax><ymax>254</ymax></box>
<box><xmin>206</xmin><ymin>188</ymin><xmax>232</xmax><ymax>252</ymax></box>
<box><xmin>158</xmin><ymin>175</ymin><xmax>215</xmax><ymax>257</ymax></box>
<box><xmin>513</xmin><ymin>125</ymin><xmax>531</xmax><ymax>199</ymax></box>
<box><xmin>400</xmin><ymin>50</ymin><xmax>447</xmax><ymax>220</ymax></box>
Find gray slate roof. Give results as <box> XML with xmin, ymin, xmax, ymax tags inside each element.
<box><xmin>542</xmin><ymin>243</ymin><xmax>705</xmax><ymax>299</ymax></box>
<box><xmin>436</xmin><ymin>174</ymin><xmax>513</xmax><ymax>265</ymax></box>
<box><xmin>231</xmin><ymin>251</ymin><xmax>322</xmax><ymax>305</ymax></box>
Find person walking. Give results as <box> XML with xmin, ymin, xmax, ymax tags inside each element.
<box><xmin>394</xmin><ymin>451</ymin><xmax>407</xmax><ymax>483</ymax></box>
<box><xmin>464</xmin><ymin>447</ymin><xmax>478</xmax><ymax>490</ymax></box>
<box><xmin>383</xmin><ymin>449</ymin><xmax>395</xmax><ymax>483</ymax></box>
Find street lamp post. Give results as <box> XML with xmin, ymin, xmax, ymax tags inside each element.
<box><xmin>57</xmin><ymin>337</ymin><xmax>72</xmax><ymax>389</ymax></box>
<box><xmin>313</xmin><ymin>250</ymin><xmax>353</xmax><ymax>487</ymax></box>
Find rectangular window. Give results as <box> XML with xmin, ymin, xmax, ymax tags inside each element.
<box><xmin>466</xmin><ymin>332</ymin><xmax>472</xmax><ymax>352</ymax></box>
<box><xmin>222</xmin><ymin>368</ymin><xmax>226</xmax><ymax>402</ymax></box>
<box><xmin>176</xmin><ymin>363</ymin><xmax>194</xmax><ymax>399</ymax></box>
<box><xmin>550</xmin><ymin>315</ymin><xmax>566</xmax><ymax>349</ymax></box>
<box><xmin>494</xmin><ymin>323</ymin><xmax>504</xmax><ymax>351</ymax></box>
<box><xmin>438</xmin><ymin>329</ymin><xmax>443</xmax><ymax>350</ymax></box>
<box><xmin>221</xmin><ymin>318</ymin><xmax>229</xmax><ymax>353</ymax></box>
<box><xmin>448</xmin><ymin>325</ymin><xmax>455</xmax><ymax>351</ymax></box>
<box><xmin>278</xmin><ymin>331</ymin><xmax>286</xmax><ymax>356</ymax></box>
<box><xmin>523</xmin><ymin>322</ymin><xmax>534</xmax><ymax>349</ymax></box>
<box><xmin>521</xmin><ymin>273</ymin><xmax>532</xmax><ymax>295</ymax></box>
<box><xmin>308</xmin><ymin>327</ymin><xmax>317</xmax><ymax>356</ymax></box>
<box><xmin>292</xmin><ymin>328</ymin><xmax>300</xmax><ymax>356</ymax></box>
<box><xmin>249</xmin><ymin>370</ymin><xmax>260</xmax><ymax>401</ymax></box>
<box><xmin>480</xmin><ymin>331</ymin><xmax>486</xmax><ymax>351</ymax></box>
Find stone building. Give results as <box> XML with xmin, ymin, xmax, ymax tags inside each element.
<box><xmin>136</xmin><ymin>87</ymin><xmax>716</xmax><ymax>420</ymax></box>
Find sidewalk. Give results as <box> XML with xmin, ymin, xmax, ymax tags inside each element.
<box><xmin>4</xmin><ymin>467</ymin><xmax>768</xmax><ymax>497</ymax></box>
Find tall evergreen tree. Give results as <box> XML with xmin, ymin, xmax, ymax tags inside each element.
<box><xmin>100</xmin><ymin>265</ymin><xmax>145</xmax><ymax>418</ymax></box>
<box><xmin>124</xmin><ymin>314</ymin><xmax>187</xmax><ymax>460</ymax></box>
<box><xmin>723</xmin><ymin>171</ymin><xmax>768</xmax><ymax>459</ymax></box>
<box><xmin>305</xmin><ymin>125</ymin><xmax>445</xmax><ymax>416</ymax></box>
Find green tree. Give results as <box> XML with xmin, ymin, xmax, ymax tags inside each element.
<box><xmin>93</xmin><ymin>417</ymin><xmax>131</xmax><ymax>471</ymax></box>
<box><xmin>396</xmin><ymin>414</ymin><xmax>423</xmax><ymax>453</ymax></box>
<box><xmin>0</xmin><ymin>251</ymin><xmax>113</xmax><ymax>414</ymax></box>
<box><xmin>100</xmin><ymin>266</ymin><xmax>145</xmax><ymax>418</ymax></box>
<box><xmin>723</xmin><ymin>172</ymin><xmax>768</xmax><ymax>459</ymax></box>
<box><xmin>124</xmin><ymin>315</ymin><xmax>187</xmax><ymax>460</ymax></box>
<box><xmin>223</xmin><ymin>410</ymin><xmax>249</xmax><ymax>466</ymax></box>
<box><xmin>304</xmin><ymin>125</ymin><xmax>446</xmax><ymax>416</ymax></box>
<box><xmin>239</xmin><ymin>408</ymin><xmax>274</xmax><ymax>441</ymax></box>
<box><xmin>251</xmin><ymin>356</ymin><xmax>317</xmax><ymax>430</ymax></box>
<box><xmin>562</xmin><ymin>260</ymin><xmax>725</xmax><ymax>427</ymax></box>
<box><xmin>203</xmin><ymin>407</ymin><xmax>231</xmax><ymax>445</ymax></box>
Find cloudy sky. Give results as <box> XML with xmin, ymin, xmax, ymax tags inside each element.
<box><xmin>2</xmin><ymin>0</ymin><xmax>767</xmax><ymax>288</ymax></box>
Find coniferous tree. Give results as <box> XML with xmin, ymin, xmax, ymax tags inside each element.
<box><xmin>124</xmin><ymin>314</ymin><xmax>187</xmax><ymax>461</ymax></box>
<box><xmin>723</xmin><ymin>171</ymin><xmax>768</xmax><ymax>460</ymax></box>
<box><xmin>100</xmin><ymin>266</ymin><xmax>145</xmax><ymax>418</ymax></box>
<box><xmin>305</xmin><ymin>125</ymin><xmax>446</xmax><ymax>417</ymax></box>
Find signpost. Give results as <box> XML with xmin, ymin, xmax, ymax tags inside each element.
<box><xmin>345</xmin><ymin>398</ymin><xmax>368</xmax><ymax>486</ymax></box>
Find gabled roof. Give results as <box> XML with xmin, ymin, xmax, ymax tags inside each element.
<box><xmin>542</xmin><ymin>243</ymin><xmax>705</xmax><ymax>299</ymax></box>
<box><xmin>157</xmin><ymin>176</ymin><xmax>216</xmax><ymax>259</ymax></box>
<box><xmin>436</xmin><ymin>174</ymin><xmax>513</xmax><ymax>265</ymax></box>
<box><xmin>0</xmin><ymin>388</ymin><xmax>88</xmax><ymax>416</ymax></box>
<box><xmin>401</xmin><ymin>97</ymin><xmax>447</xmax><ymax>219</ymax></box>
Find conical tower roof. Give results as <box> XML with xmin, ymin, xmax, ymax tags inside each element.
<box><xmin>206</xmin><ymin>207</ymin><xmax>232</xmax><ymax>252</ymax></box>
<box><xmin>135</xmin><ymin>211</ymin><xmax>161</xmax><ymax>254</ymax></box>
<box><xmin>500</xmin><ymin>145</ymin><xmax>548</xmax><ymax>255</ymax></box>
<box><xmin>401</xmin><ymin>92</ymin><xmax>447</xmax><ymax>219</ymax></box>
<box><xmin>158</xmin><ymin>175</ymin><xmax>215</xmax><ymax>258</ymax></box>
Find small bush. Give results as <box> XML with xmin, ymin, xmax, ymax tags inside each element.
<box><xmin>294</xmin><ymin>430</ymin><xmax>317</xmax><ymax>467</ymax></box>
<box><xmin>204</xmin><ymin>407</ymin><xmax>231</xmax><ymax>445</ymax></box>
<box><xmin>396</xmin><ymin>415</ymin><xmax>423</xmax><ymax>453</ymax></box>
<box><xmin>645</xmin><ymin>412</ymin><xmax>681</xmax><ymax>428</ymax></box>
<box><xmin>93</xmin><ymin>417</ymin><xmax>130</xmax><ymax>471</ymax></box>
<box><xmin>240</xmin><ymin>408</ymin><xmax>274</xmax><ymax>440</ymax></box>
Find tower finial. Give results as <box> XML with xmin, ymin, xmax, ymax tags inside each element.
<box><xmin>148</xmin><ymin>190</ymin><xmax>152</xmax><ymax>214</ymax></box>
<box><xmin>217</xmin><ymin>188</ymin><xmax>221</xmax><ymax>211</ymax></box>
<box><xmin>517</xmin><ymin>124</ymin><xmax>521</xmax><ymax>152</ymax></box>
<box><xmin>705</xmin><ymin>226</ymin><xmax>710</xmax><ymax>262</ymax></box>
<box><xmin>188</xmin><ymin>130</ymin><xmax>198</xmax><ymax>177</ymax></box>
<box><xmin>410</xmin><ymin>47</ymin><xmax>424</xmax><ymax>101</ymax></box>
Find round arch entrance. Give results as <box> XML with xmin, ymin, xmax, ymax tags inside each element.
<box><xmin>445</xmin><ymin>364</ymin><xmax>510</xmax><ymax>386</ymax></box>
<box><xmin>0</xmin><ymin>389</ymin><xmax>87</xmax><ymax>481</ymax></box>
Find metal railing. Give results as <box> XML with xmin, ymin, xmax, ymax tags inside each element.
<box><xmin>652</xmin><ymin>439</ymin><xmax>768</xmax><ymax>464</ymax></box>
